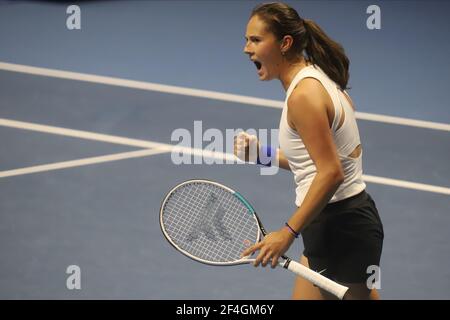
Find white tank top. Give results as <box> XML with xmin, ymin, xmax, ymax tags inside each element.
<box><xmin>279</xmin><ymin>64</ymin><xmax>366</xmax><ymax>207</ymax></box>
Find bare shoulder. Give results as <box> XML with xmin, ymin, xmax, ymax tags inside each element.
<box><xmin>287</xmin><ymin>77</ymin><xmax>331</xmax><ymax>112</ymax></box>
<box><xmin>287</xmin><ymin>77</ymin><xmax>333</xmax><ymax>127</ymax></box>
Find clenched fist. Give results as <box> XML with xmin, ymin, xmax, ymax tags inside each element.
<box><xmin>233</xmin><ymin>132</ymin><xmax>259</xmax><ymax>163</ymax></box>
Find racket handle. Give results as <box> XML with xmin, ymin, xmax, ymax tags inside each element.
<box><xmin>282</xmin><ymin>260</ymin><xmax>349</xmax><ymax>300</ymax></box>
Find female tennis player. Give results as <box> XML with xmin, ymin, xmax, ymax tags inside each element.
<box><xmin>234</xmin><ymin>2</ymin><xmax>384</xmax><ymax>300</ymax></box>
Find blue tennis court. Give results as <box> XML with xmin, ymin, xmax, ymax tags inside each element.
<box><xmin>0</xmin><ymin>0</ymin><xmax>449</xmax><ymax>299</ymax></box>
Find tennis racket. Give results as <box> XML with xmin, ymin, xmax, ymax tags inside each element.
<box><xmin>159</xmin><ymin>179</ymin><xmax>349</xmax><ymax>299</ymax></box>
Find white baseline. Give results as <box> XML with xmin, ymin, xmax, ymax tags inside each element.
<box><xmin>0</xmin><ymin>118</ymin><xmax>448</xmax><ymax>196</ymax></box>
<box><xmin>0</xmin><ymin>61</ymin><xmax>449</xmax><ymax>132</ymax></box>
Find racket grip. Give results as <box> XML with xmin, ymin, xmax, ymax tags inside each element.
<box><xmin>283</xmin><ymin>260</ymin><xmax>349</xmax><ymax>300</ymax></box>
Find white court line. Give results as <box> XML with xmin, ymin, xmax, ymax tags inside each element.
<box><xmin>364</xmin><ymin>175</ymin><xmax>450</xmax><ymax>196</ymax></box>
<box><xmin>0</xmin><ymin>149</ymin><xmax>168</xmax><ymax>178</ymax></box>
<box><xmin>1</xmin><ymin>61</ymin><xmax>449</xmax><ymax>132</ymax></box>
<box><xmin>0</xmin><ymin>118</ymin><xmax>173</xmax><ymax>150</ymax></box>
<box><xmin>0</xmin><ymin>62</ymin><xmax>280</xmax><ymax>108</ymax></box>
<box><xmin>0</xmin><ymin>118</ymin><xmax>238</xmax><ymax>163</ymax></box>
<box><xmin>1</xmin><ymin>117</ymin><xmax>449</xmax><ymax>195</ymax></box>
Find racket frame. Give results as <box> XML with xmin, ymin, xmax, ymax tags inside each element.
<box><xmin>160</xmin><ymin>179</ymin><xmax>349</xmax><ymax>299</ymax></box>
<box><xmin>160</xmin><ymin>179</ymin><xmax>264</xmax><ymax>266</ymax></box>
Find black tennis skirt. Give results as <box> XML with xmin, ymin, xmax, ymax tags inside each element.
<box><xmin>301</xmin><ymin>190</ymin><xmax>384</xmax><ymax>283</ymax></box>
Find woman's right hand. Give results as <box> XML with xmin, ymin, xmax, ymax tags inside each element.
<box><xmin>234</xmin><ymin>132</ymin><xmax>259</xmax><ymax>163</ymax></box>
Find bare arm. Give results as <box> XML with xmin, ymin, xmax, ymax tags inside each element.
<box><xmin>242</xmin><ymin>78</ymin><xmax>344</xmax><ymax>267</ymax></box>
<box><xmin>234</xmin><ymin>132</ymin><xmax>291</xmax><ymax>171</ymax></box>
<box><xmin>277</xmin><ymin>148</ymin><xmax>291</xmax><ymax>171</ymax></box>
<box><xmin>286</xmin><ymin>78</ymin><xmax>344</xmax><ymax>233</ymax></box>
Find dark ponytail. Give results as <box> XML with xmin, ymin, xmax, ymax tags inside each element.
<box><xmin>251</xmin><ymin>3</ymin><xmax>350</xmax><ymax>90</ymax></box>
<box><xmin>303</xmin><ymin>19</ymin><xmax>349</xmax><ymax>90</ymax></box>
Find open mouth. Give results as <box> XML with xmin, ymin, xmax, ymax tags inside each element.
<box><xmin>253</xmin><ymin>60</ymin><xmax>262</xmax><ymax>70</ymax></box>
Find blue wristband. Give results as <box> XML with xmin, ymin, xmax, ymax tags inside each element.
<box><xmin>256</xmin><ymin>145</ymin><xmax>275</xmax><ymax>167</ymax></box>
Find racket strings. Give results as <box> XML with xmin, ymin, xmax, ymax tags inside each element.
<box><xmin>162</xmin><ymin>182</ymin><xmax>259</xmax><ymax>263</ymax></box>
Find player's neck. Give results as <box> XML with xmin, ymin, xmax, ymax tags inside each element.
<box><xmin>279</xmin><ymin>58</ymin><xmax>310</xmax><ymax>92</ymax></box>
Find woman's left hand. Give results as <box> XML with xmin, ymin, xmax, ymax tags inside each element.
<box><xmin>241</xmin><ymin>227</ymin><xmax>296</xmax><ymax>268</ymax></box>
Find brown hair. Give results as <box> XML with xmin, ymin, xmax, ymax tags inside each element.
<box><xmin>251</xmin><ymin>2</ymin><xmax>350</xmax><ymax>90</ymax></box>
